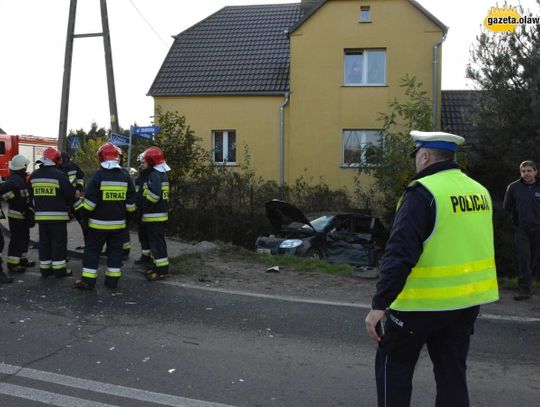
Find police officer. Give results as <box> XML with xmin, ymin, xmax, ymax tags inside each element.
<box><xmin>74</xmin><ymin>143</ymin><xmax>136</xmax><ymax>290</ymax></box>
<box><xmin>365</xmin><ymin>131</ymin><xmax>499</xmax><ymax>407</ymax></box>
<box><xmin>0</xmin><ymin>154</ymin><xmax>35</xmax><ymax>273</ymax></box>
<box><xmin>60</xmin><ymin>151</ymin><xmax>87</xmax><ymax>245</ymax></box>
<box><xmin>139</xmin><ymin>147</ymin><xmax>170</xmax><ymax>281</ymax></box>
<box><xmin>133</xmin><ymin>153</ymin><xmax>152</xmax><ymax>266</ymax></box>
<box><xmin>29</xmin><ymin>147</ymin><xmax>76</xmax><ymax>278</ymax></box>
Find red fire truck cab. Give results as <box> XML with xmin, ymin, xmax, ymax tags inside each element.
<box><xmin>0</xmin><ymin>134</ymin><xmax>58</xmax><ymax>178</ymax></box>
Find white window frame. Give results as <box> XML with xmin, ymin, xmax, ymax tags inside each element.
<box><xmin>342</xmin><ymin>129</ymin><xmax>383</xmax><ymax>167</ymax></box>
<box><xmin>359</xmin><ymin>6</ymin><xmax>371</xmax><ymax>23</ymax></box>
<box><xmin>344</xmin><ymin>49</ymin><xmax>386</xmax><ymax>86</ymax></box>
<box><xmin>212</xmin><ymin>130</ymin><xmax>237</xmax><ymax>165</ymax></box>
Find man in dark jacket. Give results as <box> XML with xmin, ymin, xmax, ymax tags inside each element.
<box><xmin>0</xmin><ymin>154</ymin><xmax>35</xmax><ymax>273</ymax></box>
<box><xmin>74</xmin><ymin>143</ymin><xmax>136</xmax><ymax>290</ymax></box>
<box><xmin>29</xmin><ymin>147</ymin><xmax>76</xmax><ymax>278</ymax></box>
<box><xmin>503</xmin><ymin>160</ymin><xmax>540</xmax><ymax>300</ymax></box>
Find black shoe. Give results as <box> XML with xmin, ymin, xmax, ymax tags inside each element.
<box><xmin>134</xmin><ymin>255</ymin><xmax>152</xmax><ymax>266</ymax></box>
<box><xmin>145</xmin><ymin>271</ymin><xmax>168</xmax><ymax>282</ymax></box>
<box><xmin>514</xmin><ymin>294</ymin><xmax>531</xmax><ymax>301</ymax></box>
<box><xmin>20</xmin><ymin>258</ymin><xmax>36</xmax><ymax>268</ymax></box>
<box><xmin>40</xmin><ymin>269</ymin><xmax>53</xmax><ymax>278</ymax></box>
<box><xmin>8</xmin><ymin>265</ymin><xmax>26</xmax><ymax>274</ymax></box>
<box><xmin>54</xmin><ymin>268</ymin><xmax>73</xmax><ymax>279</ymax></box>
<box><xmin>104</xmin><ymin>278</ymin><xmax>119</xmax><ymax>289</ymax></box>
<box><xmin>0</xmin><ymin>271</ymin><xmax>13</xmax><ymax>284</ymax></box>
<box><xmin>74</xmin><ymin>279</ymin><xmax>94</xmax><ymax>290</ymax></box>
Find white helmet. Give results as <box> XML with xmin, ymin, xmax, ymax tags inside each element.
<box><xmin>9</xmin><ymin>154</ymin><xmax>30</xmax><ymax>171</ymax></box>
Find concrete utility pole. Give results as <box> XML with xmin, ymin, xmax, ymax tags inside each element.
<box><xmin>58</xmin><ymin>0</ymin><xmax>120</xmax><ymax>151</ymax></box>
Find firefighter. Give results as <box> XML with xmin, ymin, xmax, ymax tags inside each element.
<box><xmin>29</xmin><ymin>147</ymin><xmax>76</xmax><ymax>278</ymax></box>
<box><xmin>133</xmin><ymin>153</ymin><xmax>152</xmax><ymax>267</ymax></box>
<box><xmin>138</xmin><ymin>147</ymin><xmax>170</xmax><ymax>281</ymax></box>
<box><xmin>60</xmin><ymin>151</ymin><xmax>87</xmax><ymax>246</ymax></box>
<box><xmin>74</xmin><ymin>143</ymin><xmax>136</xmax><ymax>290</ymax></box>
<box><xmin>0</xmin><ymin>154</ymin><xmax>35</xmax><ymax>273</ymax></box>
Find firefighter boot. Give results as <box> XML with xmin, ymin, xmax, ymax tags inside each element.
<box><xmin>0</xmin><ymin>271</ymin><xmax>13</xmax><ymax>284</ymax></box>
<box><xmin>8</xmin><ymin>265</ymin><xmax>25</xmax><ymax>273</ymax></box>
<box><xmin>74</xmin><ymin>278</ymin><xmax>95</xmax><ymax>290</ymax></box>
<box><xmin>104</xmin><ymin>276</ymin><xmax>119</xmax><ymax>289</ymax></box>
<box><xmin>21</xmin><ymin>258</ymin><xmax>36</xmax><ymax>268</ymax></box>
<box><xmin>134</xmin><ymin>255</ymin><xmax>152</xmax><ymax>266</ymax></box>
<box><xmin>145</xmin><ymin>269</ymin><xmax>168</xmax><ymax>282</ymax></box>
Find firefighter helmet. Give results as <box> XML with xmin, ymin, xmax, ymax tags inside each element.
<box><xmin>97</xmin><ymin>143</ymin><xmax>120</xmax><ymax>162</ymax></box>
<box><xmin>9</xmin><ymin>154</ymin><xmax>30</xmax><ymax>171</ymax></box>
<box><xmin>142</xmin><ymin>146</ymin><xmax>165</xmax><ymax>167</ymax></box>
<box><xmin>39</xmin><ymin>147</ymin><xmax>62</xmax><ymax>166</ymax></box>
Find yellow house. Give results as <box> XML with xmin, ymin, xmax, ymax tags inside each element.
<box><xmin>149</xmin><ymin>0</ymin><xmax>447</xmax><ymax>191</ymax></box>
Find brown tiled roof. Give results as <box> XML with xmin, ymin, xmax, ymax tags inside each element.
<box><xmin>148</xmin><ymin>4</ymin><xmax>303</xmax><ymax>96</ymax></box>
<box><xmin>441</xmin><ymin>90</ymin><xmax>483</xmax><ymax>140</ymax></box>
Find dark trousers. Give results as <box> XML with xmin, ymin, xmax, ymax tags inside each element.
<box><xmin>82</xmin><ymin>228</ymin><xmax>124</xmax><ymax>287</ymax></box>
<box><xmin>514</xmin><ymin>227</ymin><xmax>540</xmax><ymax>295</ymax></box>
<box><xmin>7</xmin><ymin>218</ymin><xmax>30</xmax><ymax>268</ymax></box>
<box><xmin>137</xmin><ymin>223</ymin><xmax>151</xmax><ymax>257</ymax></box>
<box><xmin>375</xmin><ymin>306</ymin><xmax>479</xmax><ymax>407</ymax></box>
<box><xmin>145</xmin><ymin>222</ymin><xmax>168</xmax><ymax>274</ymax></box>
<box><xmin>38</xmin><ymin>222</ymin><xmax>67</xmax><ymax>276</ymax></box>
<box><xmin>0</xmin><ymin>227</ymin><xmax>4</xmax><ymax>269</ymax></box>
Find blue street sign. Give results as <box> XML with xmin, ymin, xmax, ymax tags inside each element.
<box><xmin>132</xmin><ymin>126</ymin><xmax>160</xmax><ymax>136</ymax></box>
<box><xmin>69</xmin><ymin>136</ymin><xmax>80</xmax><ymax>150</ymax></box>
<box><xmin>109</xmin><ymin>133</ymin><xmax>130</xmax><ymax>146</ymax></box>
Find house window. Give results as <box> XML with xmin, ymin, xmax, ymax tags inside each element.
<box><xmin>212</xmin><ymin>130</ymin><xmax>237</xmax><ymax>164</ymax></box>
<box><xmin>359</xmin><ymin>6</ymin><xmax>371</xmax><ymax>22</ymax></box>
<box><xmin>343</xmin><ymin>130</ymin><xmax>383</xmax><ymax>167</ymax></box>
<box><xmin>344</xmin><ymin>49</ymin><xmax>386</xmax><ymax>85</ymax></box>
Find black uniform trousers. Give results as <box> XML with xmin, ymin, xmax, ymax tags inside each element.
<box><xmin>82</xmin><ymin>228</ymin><xmax>124</xmax><ymax>287</ymax></box>
<box><xmin>513</xmin><ymin>227</ymin><xmax>540</xmax><ymax>295</ymax></box>
<box><xmin>376</xmin><ymin>306</ymin><xmax>479</xmax><ymax>407</ymax></box>
<box><xmin>38</xmin><ymin>222</ymin><xmax>68</xmax><ymax>277</ymax></box>
<box><xmin>0</xmin><ymin>227</ymin><xmax>4</xmax><ymax>270</ymax></box>
<box><xmin>137</xmin><ymin>222</ymin><xmax>151</xmax><ymax>257</ymax></box>
<box><xmin>7</xmin><ymin>218</ymin><xmax>30</xmax><ymax>269</ymax></box>
<box><xmin>144</xmin><ymin>222</ymin><xmax>168</xmax><ymax>274</ymax></box>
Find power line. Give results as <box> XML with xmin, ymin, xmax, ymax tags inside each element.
<box><xmin>127</xmin><ymin>0</ymin><xmax>170</xmax><ymax>49</ymax></box>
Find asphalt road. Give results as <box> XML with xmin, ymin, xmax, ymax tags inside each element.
<box><xmin>0</xmin><ymin>266</ymin><xmax>539</xmax><ymax>407</ymax></box>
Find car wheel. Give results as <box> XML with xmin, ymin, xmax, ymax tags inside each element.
<box><xmin>304</xmin><ymin>248</ymin><xmax>323</xmax><ymax>260</ymax></box>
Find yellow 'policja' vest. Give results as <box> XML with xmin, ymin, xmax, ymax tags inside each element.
<box><xmin>390</xmin><ymin>169</ymin><xmax>499</xmax><ymax>311</ymax></box>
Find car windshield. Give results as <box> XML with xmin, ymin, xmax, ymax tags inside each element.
<box><xmin>300</xmin><ymin>215</ymin><xmax>335</xmax><ymax>232</ymax></box>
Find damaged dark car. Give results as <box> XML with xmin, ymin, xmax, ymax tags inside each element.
<box><xmin>255</xmin><ymin>200</ymin><xmax>388</xmax><ymax>271</ymax></box>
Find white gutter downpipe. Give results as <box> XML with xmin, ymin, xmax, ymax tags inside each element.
<box><xmin>432</xmin><ymin>33</ymin><xmax>447</xmax><ymax>130</ymax></box>
<box><xmin>279</xmin><ymin>92</ymin><xmax>290</xmax><ymax>186</ymax></box>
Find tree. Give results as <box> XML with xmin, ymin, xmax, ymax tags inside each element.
<box><xmin>152</xmin><ymin>107</ymin><xmax>210</xmax><ymax>184</ymax></box>
<box><xmin>466</xmin><ymin>2</ymin><xmax>540</xmax><ymax>198</ymax></box>
<box><xmin>361</xmin><ymin>74</ymin><xmax>433</xmax><ymax>223</ymax></box>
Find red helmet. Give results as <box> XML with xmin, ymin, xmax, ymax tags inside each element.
<box><xmin>143</xmin><ymin>146</ymin><xmax>165</xmax><ymax>167</ymax></box>
<box><xmin>41</xmin><ymin>147</ymin><xmax>62</xmax><ymax>165</ymax></box>
<box><xmin>97</xmin><ymin>143</ymin><xmax>120</xmax><ymax>162</ymax></box>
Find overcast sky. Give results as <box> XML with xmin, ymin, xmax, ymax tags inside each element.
<box><xmin>0</xmin><ymin>0</ymin><xmax>538</xmax><ymax>138</ymax></box>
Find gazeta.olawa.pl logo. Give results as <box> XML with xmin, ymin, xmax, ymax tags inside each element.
<box><xmin>484</xmin><ymin>5</ymin><xmax>539</xmax><ymax>32</ymax></box>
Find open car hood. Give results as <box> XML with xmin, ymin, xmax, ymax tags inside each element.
<box><xmin>265</xmin><ymin>199</ymin><xmax>315</xmax><ymax>232</ymax></box>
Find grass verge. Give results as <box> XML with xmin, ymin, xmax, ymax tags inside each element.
<box><xmin>169</xmin><ymin>244</ymin><xmax>355</xmax><ymax>276</ymax></box>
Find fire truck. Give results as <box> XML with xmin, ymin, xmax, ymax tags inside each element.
<box><xmin>0</xmin><ymin>133</ymin><xmax>58</xmax><ymax>178</ymax></box>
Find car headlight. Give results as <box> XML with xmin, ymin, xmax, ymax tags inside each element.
<box><xmin>279</xmin><ymin>239</ymin><xmax>303</xmax><ymax>249</ymax></box>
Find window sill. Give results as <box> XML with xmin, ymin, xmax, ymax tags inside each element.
<box><xmin>342</xmin><ymin>84</ymin><xmax>388</xmax><ymax>88</ymax></box>
<box><xmin>212</xmin><ymin>162</ymin><xmax>239</xmax><ymax>167</ymax></box>
<box><xmin>340</xmin><ymin>165</ymin><xmax>376</xmax><ymax>169</ymax></box>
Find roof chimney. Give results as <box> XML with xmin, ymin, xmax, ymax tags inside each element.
<box><xmin>301</xmin><ymin>0</ymin><xmax>323</xmax><ymax>15</ymax></box>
